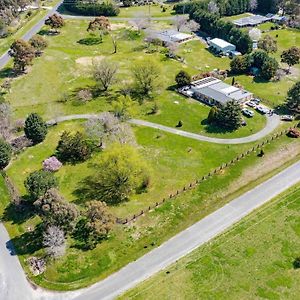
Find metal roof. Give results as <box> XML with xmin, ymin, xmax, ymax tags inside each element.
<box><xmin>233</xmin><ymin>15</ymin><xmax>270</xmax><ymax>27</ymax></box>
<box><xmin>209</xmin><ymin>38</ymin><xmax>235</xmax><ymax>49</ymax></box>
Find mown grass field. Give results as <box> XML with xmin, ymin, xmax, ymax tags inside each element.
<box><xmin>117</xmin><ymin>4</ymin><xmax>174</xmax><ymax>18</ymax></box>
<box><xmin>120</xmin><ymin>185</ymin><xmax>300</xmax><ymax>300</ymax></box>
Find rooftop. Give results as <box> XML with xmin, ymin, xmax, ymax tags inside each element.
<box><xmin>233</xmin><ymin>15</ymin><xmax>269</xmax><ymax>27</ymax></box>
<box><xmin>209</xmin><ymin>38</ymin><xmax>235</xmax><ymax>49</ymax></box>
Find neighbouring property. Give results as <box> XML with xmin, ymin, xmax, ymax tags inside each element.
<box><xmin>208</xmin><ymin>38</ymin><xmax>241</xmax><ymax>56</ymax></box>
<box><xmin>146</xmin><ymin>29</ymin><xmax>194</xmax><ymax>45</ymax></box>
<box><xmin>233</xmin><ymin>14</ymin><xmax>287</xmax><ymax>27</ymax></box>
<box><xmin>180</xmin><ymin>77</ymin><xmax>253</xmax><ymax>106</ymax></box>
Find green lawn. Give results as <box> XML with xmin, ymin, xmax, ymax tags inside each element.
<box><xmin>117</xmin><ymin>4</ymin><xmax>174</xmax><ymax>18</ymax></box>
<box><xmin>120</xmin><ymin>185</ymin><xmax>300</xmax><ymax>300</ymax></box>
<box><xmin>3</xmin><ymin>117</ymin><xmax>299</xmax><ymax>290</ymax></box>
<box><xmin>222</xmin><ymin>12</ymin><xmax>253</xmax><ymax>21</ymax></box>
<box><xmin>0</xmin><ymin>175</ymin><xmax>10</xmax><ymax>216</ymax></box>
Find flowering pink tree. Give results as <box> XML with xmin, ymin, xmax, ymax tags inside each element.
<box><xmin>43</xmin><ymin>156</ymin><xmax>62</xmax><ymax>172</ymax></box>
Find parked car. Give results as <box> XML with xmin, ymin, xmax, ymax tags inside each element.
<box><xmin>252</xmin><ymin>98</ymin><xmax>261</xmax><ymax>105</ymax></box>
<box><xmin>242</xmin><ymin>108</ymin><xmax>254</xmax><ymax>118</ymax></box>
<box><xmin>281</xmin><ymin>115</ymin><xmax>294</xmax><ymax>121</ymax></box>
<box><xmin>246</xmin><ymin>101</ymin><xmax>256</xmax><ymax>108</ymax></box>
<box><xmin>256</xmin><ymin>106</ymin><xmax>269</xmax><ymax>114</ymax></box>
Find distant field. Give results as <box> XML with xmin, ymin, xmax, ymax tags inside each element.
<box><xmin>120</xmin><ymin>185</ymin><xmax>300</xmax><ymax>300</ymax></box>
<box><xmin>222</xmin><ymin>12</ymin><xmax>253</xmax><ymax>21</ymax></box>
<box><xmin>117</xmin><ymin>4</ymin><xmax>174</xmax><ymax>18</ymax></box>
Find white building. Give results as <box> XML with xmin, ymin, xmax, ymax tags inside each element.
<box><xmin>146</xmin><ymin>29</ymin><xmax>194</xmax><ymax>44</ymax></box>
<box><xmin>208</xmin><ymin>38</ymin><xmax>236</xmax><ymax>54</ymax></box>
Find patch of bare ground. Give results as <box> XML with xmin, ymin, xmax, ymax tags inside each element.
<box><xmin>75</xmin><ymin>56</ymin><xmax>105</xmax><ymax>67</ymax></box>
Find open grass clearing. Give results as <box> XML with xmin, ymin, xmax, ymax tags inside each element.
<box><xmin>116</xmin><ymin>4</ymin><xmax>175</xmax><ymax>18</ymax></box>
<box><xmin>120</xmin><ymin>184</ymin><xmax>300</xmax><ymax>300</ymax></box>
<box><xmin>2</xmin><ymin>119</ymin><xmax>299</xmax><ymax>290</ymax></box>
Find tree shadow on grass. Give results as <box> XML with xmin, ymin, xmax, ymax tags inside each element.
<box><xmin>77</xmin><ymin>37</ymin><xmax>102</xmax><ymax>46</ymax></box>
<box><xmin>2</xmin><ymin>201</ymin><xmax>35</xmax><ymax>225</ymax></box>
<box><xmin>7</xmin><ymin>223</ymin><xmax>43</xmax><ymax>256</ymax></box>
<box><xmin>0</xmin><ymin>67</ymin><xmax>15</xmax><ymax>79</ymax></box>
<box><xmin>201</xmin><ymin>118</ymin><xmax>235</xmax><ymax>134</ymax></box>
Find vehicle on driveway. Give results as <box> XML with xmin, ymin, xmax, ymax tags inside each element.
<box><xmin>252</xmin><ymin>98</ymin><xmax>261</xmax><ymax>105</ymax></box>
<box><xmin>281</xmin><ymin>115</ymin><xmax>294</xmax><ymax>121</ymax></box>
<box><xmin>256</xmin><ymin>106</ymin><xmax>269</xmax><ymax>114</ymax></box>
<box><xmin>246</xmin><ymin>101</ymin><xmax>257</xmax><ymax>108</ymax></box>
<box><xmin>242</xmin><ymin>108</ymin><xmax>254</xmax><ymax>118</ymax></box>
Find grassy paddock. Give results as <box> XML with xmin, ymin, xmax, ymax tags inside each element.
<box><xmin>120</xmin><ymin>185</ymin><xmax>300</xmax><ymax>300</ymax></box>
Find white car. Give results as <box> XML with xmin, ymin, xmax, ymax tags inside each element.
<box><xmin>246</xmin><ymin>101</ymin><xmax>256</xmax><ymax>108</ymax></box>
<box><xmin>256</xmin><ymin>106</ymin><xmax>269</xmax><ymax>114</ymax></box>
<box><xmin>281</xmin><ymin>115</ymin><xmax>294</xmax><ymax>121</ymax></box>
<box><xmin>242</xmin><ymin>108</ymin><xmax>254</xmax><ymax>118</ymax></box>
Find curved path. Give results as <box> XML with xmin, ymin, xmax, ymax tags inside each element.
<box><xmin>1</xmin><ymin>160</ymin><xmax>300</xmax><ymax>300</ymax></box>
<box><xmin>47</xmin><ymin>113</ymin><xmax>280</xmax><ymax>144</ymax></box>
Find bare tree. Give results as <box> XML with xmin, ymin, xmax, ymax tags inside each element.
<box><xmin>183</xmin><ymin>20</ymin><xmax>200</xmax><ymax>33</ymax></box>
<box><xmin>166</xmin><ymin>42</ymin><xmax>178</xmax><ymax>58</ymax></box>
<box><xmin>129</xmin><ymin>13</ymin><xmax>150</xmax><ymax>31</ymax></box>
<box><xmin>173</xmin><ymin>15</ymin><xmax>189</xmax><ymax>32</ymax></box>
<box><xmin>92</xmin><ymin>60</ymin><xmax>118</xmax><ymax>91</ymax></box>
<box><xmin>85</xmin><ymin>112</ymin><xmax>136</xmax><ymax>147</ymax></box>
<box><xmin>43</xmin><ymin>226</ymin><xmax>66</xmax><ymax>258</ymax></box>
<box><xmin>249</xmin><ymin>28</ymin><xmax>261</xmax><ymax>41</ymax></box>
<box><xmin>249</xmin><ymin>0</ymin><xmax>258</xmax><ymax>11</ymax></box>
<box><xmin>208</xmin><ymin>1</ymin><xmax>219</xmax><ymax>14</ymax></box>
<box><xmin>0</xmin><ymin>103</ymin><xmax>12</xmax><ymax>141</ymax></box>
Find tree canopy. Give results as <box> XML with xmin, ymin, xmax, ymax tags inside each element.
<box><xmin>24</xmin><ymin>113</ymin><xmax>48</xmax><ymax>144</ymax></box>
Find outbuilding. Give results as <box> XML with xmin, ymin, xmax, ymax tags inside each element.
<box><xmin>208</xmin><ymin>38</ymin><xmax>236</xmax><ymax>54</ymax></box>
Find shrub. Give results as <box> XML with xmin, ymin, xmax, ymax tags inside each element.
<box><xmin>24</xmin><ymin>113</ymin><xmax>47</xmax><ymax>144</ymax></box>
<box><xmin>25</xmin><ymin>170</ymin><xmax>58</xmax><ymax>200</ymax></box>
<box><xmin>29</xmin><ymin>35</ymin><xmax>48</xmax><ymax>51</ymax></box>
<box><xmin>77</xmin><ymin>89</ymin><xmax>93</xmax><ymax>102</ymax></box>
<box><xmin>56</xmin><ymin>131</ymin><xmax>93</xmax><ymax>164</ymax></box>
<box><xmin>175</xmin><ymin>70</ymin><xmax>191</xmax><ymax>87</ymax></box>
<box><xmin>43</xmin><ymin>156</ymin><xmax>62</xmax><ymax>172</ymax></box>
<box><xmin>0</xmin><ymin>138</ymin><xmax>12</xmax><ymax>169</ymax></box>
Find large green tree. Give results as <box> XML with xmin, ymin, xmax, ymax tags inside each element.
<box><xmin>261</xmin><ymin>57</ymin><xmax>279</xmax><ymax>80</ymax></box>
<box><xmin>286</xmin><ymin>81</ymin><xmax>300</xmax><ymax>112</ymax></box>
<box><xmin>25</xmin><ymin>170</ymin><xmax>58</xmax><ymax>200</ymax></box>
<box><xmin>45</xmin><ymin>14</ymin><xmax>65</xmax><ymax>33</ymax></box>
<box><xmin>0</xmin><ymin>138</ymin><xmax>12</xmax><ymax>169</ymax></box>
<box><xmin>281</xmin><ymin>46</ymin><xmax>300</xmax><ymax>72</ymax></box>
<box><xmin>79</xmin><ymin>144</ymin><xmax>150</xmax><ymax>205</ymax></box>
<box><xmin>175</xmin><ymin>70</ymin><xmax>191</xmax><ymax>87</ymax></box>
<box><xmin>216</xmin><ymin>101</ymin><xmax>242</xmax><ymax>130</ymax></box>
<box><xmin>24</xmin><ymin>113</ymin><xmax>48</xmax><ymax>144</ymax></box>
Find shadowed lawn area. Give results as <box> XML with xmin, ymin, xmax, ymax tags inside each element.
<box><xmin>120</xmin><ymin>185</ymin><xmax>300</xmax><ymax>300</ymax></box>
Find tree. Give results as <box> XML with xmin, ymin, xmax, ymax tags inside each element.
<box><xmin>131</xmin><ymin>60</ymin><xmax>161</xmax><ymax>100</ymax></box>
<box><xmin>25</xmin><ymin>170</ymin><xmax>58</xmax><ymax>200</ymax></box>
<box><xmin>249</xmin><ymin>0</ymin><xmax>258</xmax><ymax>11</ymax></box>
<box><xmin>43</xmin><ymin>156</ymin><xmax>62</xmax><ymax>172</ymax></box>
<box><xmin>258</xmin><ymin>35</ymin><xmax>277</xmax><ymax>53</ymax></box>
<box><xmin>56</xmin><ymin>131</ymin><xmax>93</xmax><ymax>164</ymax></box>
<box><xmin>252</xmin><ymin>50</ymin><xmax>269</xmax><ymax>68</ymax></box>
<box><xmin>87</xmin><ymin>16</ymin><xmax>110</xmax><ymax>41</ymax></box>
<box><xmin>249</xmin><ymin>28</ymin><xmax>261</xmax><ymax>41</ymax></box>
<box><xmin>173</xmin><ymin>15</ymin><xmax>189</xmax><ymax>31</ymax></box>
<box><xmin>184</xmin><ymin>20</ymin><xmax>200</xmax><ymax>33</ymax></box>
<box><xmin>8</xmin><ymin>39</ymin><xmax>35</xmax><ymax>72</ymax></box>
<box><xmin>112</xmin><ymin>96</ymin><xmax>136</xmax><ymax>120</ymax></box>
<box><xmin>208</xmin><ymin>1</ymin><xmax>219</xmax><ymax>14</ymax></box>
<box><xmin>286</xmin><ymin>81</ymin><xmax>300</xmax><ymax>112</ymax></box>
<box><xmin>43</xmin><ymin>225</ymin><xmax>66</xmax><ymax>258</ymax></box>
<box><xmin>0</xmin><ymin>138</ymin><xmax>12</xmax><ymax>169</ymax></box>
<box><xmin>45</xmin><ymin>14</ymin><xmax>65</xmax><ymax>33</ymax></box>
<box><xmin>230</xmin><ymin>55</ymin><xmax>253</xmax><ymax>74</ymax></box>
<box><xmin>92</xmin><ymin>59</ymin><xmax>118</xmax><ymax>91</ymax></box>
<box><xmin>24</xmin><ymin>113</ymin><xmax>47</xmax><ymax>144</ymax></box>
<box><xmin>29</xmin><ymin>35</ymin><xmax>48</xmax><ymax>51</ymax></box>
<box><xmin>129</xmin><ymin>13</ymin><xmax>150</xmax><ymax>32</ymax></box>
<box><xmin>207</xmin><ymin>106</ymin><xmax>218</xmax><ymax>124</ymax></box>
<box><xmin>175</xmin><ymin>70</ymin><xmax>191</xmax><ymax>87</ymax></box>
<box><xmin>261</xmin><ymin>57</ymin><xmax>279</xmax><ymax>80</ymax></box>
<box><xmin>34</xmin><ymin>188</ymin><xmax>78</xmax><ymax>231</ymax></box>
<box><xmin>0</xmin><ymin>102</ymin><xmax>12</xmax><ymax>140</ymax></box>
<box><xmin>281</xmin><ymin>46</ymin><xmax>300</xmax><ymax>72</ymax></box>
<box><xmin>79</xmin><ymin>144</ymin><xmax>150</xmax><ymax>205</ymax></box>
<box><xmin>85</xmin><ymin>112</ymin><xmax>136</xmax><ymax>147</ymax></box>
<box><xmin>216</xmin><ymin>101</ymin><xmax>242</xmax><ymax>130</ymax></box>
<box><xmin>80</xmin><ymin>200</ymin><xmax>114</xmax><ymax>248</ymax></box>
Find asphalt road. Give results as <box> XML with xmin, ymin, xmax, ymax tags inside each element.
<box><xmin>0</xmin><ymin>0</ymin><xmax>64</xmax><ymax>70</ymax></box>
<box><xmin>46</xmin><ymin>113</ymin><xmax>280</xmax><ymax>144</ymax></box>
<box><xmin>1</xmin><ymin>160</ymin><xmax>300</xmax><ymax>300</ymax></box>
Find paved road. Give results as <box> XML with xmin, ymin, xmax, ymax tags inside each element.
<box><xmin>0</xmin><ymin>0</ymin><xmax>64</xmax><ymax>69</ymax></box>
<box><xmin>1</xmin><ymin>159</ymin><xmax>300</xmax><ymax>300</ymax></box>
<box><xmin>47</xmin><ymin>113</ymin><xmax>280</xmax><ymax>144</ymax></box>
<box><xmin>73</xmin><ymin>160</ymin><xmax>300</xmax><ymax>300</ymax></box>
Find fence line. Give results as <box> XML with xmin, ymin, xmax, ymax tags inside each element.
<box><xmin>116</xmin><ymin>127</ymin><xmax>294</xmax><ymax>225</ymax></box>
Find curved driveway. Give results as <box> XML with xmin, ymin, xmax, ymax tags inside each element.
<box><xmin>47</xmin><ymin>113</ymin><xmax>280</xmax><ymax>144</ymax></box>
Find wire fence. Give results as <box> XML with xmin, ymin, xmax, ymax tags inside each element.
<box><xmin>116</xmin><ymin>126</ymin><xmax>297</xmax><ymax>225</ymax></box>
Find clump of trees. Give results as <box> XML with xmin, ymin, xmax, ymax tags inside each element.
<box><xmin>0</xmin><ymin>138</ymin><xmax>12</xmax><ymax>169</ymax></box>
<box><xmin>207</xmin><ymin>101</ymin><xmax>242</xmax><ymax>130</ymax></box>
<box><xmin>78</xmin><ymin>144</ymin><xmax>150</xmax><ymax>205</ymax></box>
<box><xmin>258</xmin><ymin>35</ymin><xmax>277</xmax><ymax>53</ymax></box>
<box><xmin>24</xmin><ymin>113</ymin><xmax>48</xmax><ymax>144</ymax></box>
<box><xmin>286</xmin><ymin>81</ymin><xmax>300</xmax><ymax>112</ymax></box>
<box><xmin>56</xmin><ymin>131</ymin><xmax>94</xmax><ymax>164</ymax></box>
<box><xmin>175</xmin><ymin>70</ymin><xmax>191</xmax><ymax>87</ymax></box>
<box><xmin>25</xmin><ymin>170</ymin><xmax>58</xmax><ymax>200</ymax></box>
<box><xmin>63</xmin><ymin>0</ymin><xmax>120</xmax><ymax>17</ymax></box>
<box><xmin>230</xmin><ymin>50</ymin><xmax>279</xmax><ymax>81</ymax></box>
